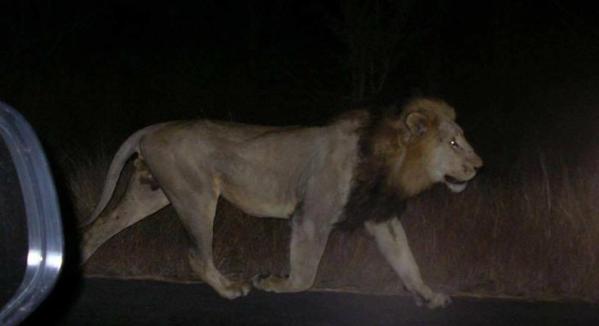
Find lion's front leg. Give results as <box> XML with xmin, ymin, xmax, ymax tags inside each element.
<box><xmin>253</xmin><ymin>218</ymin><xmax>332</xmax><ymax>293</ymax></box>
<box><xmin>365</xmin><ymin>218</ymin><xmax>450</xmax><ymax>309</ymax></box>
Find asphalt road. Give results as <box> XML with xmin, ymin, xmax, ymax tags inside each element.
<box><xmin>23</xmin><ymin>277</ymin><xmax>599</xmax><ymax>325</ymax></box>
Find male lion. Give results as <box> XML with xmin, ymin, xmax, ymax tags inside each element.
<box><xmin>81</xmin><ymin>97</ymin><xmax>482</xmax><ymax>308</ymax></box>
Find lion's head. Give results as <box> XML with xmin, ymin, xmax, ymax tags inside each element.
<box><xmin>392</xmin><ymin>97</ymin><xmax>483</xmax><ymax>195</ymax></box>
<box><xmin>338</xmin><ymin>98</ymin><xmax>483</xmax><ymax>229</ymax></box>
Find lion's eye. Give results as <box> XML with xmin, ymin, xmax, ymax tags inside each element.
<box><xmin>450</xmin><ymin>139</ymin><xmax>459</xmax><ymax>148</ymax></box>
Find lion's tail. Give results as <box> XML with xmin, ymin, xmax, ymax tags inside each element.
<box><xmin>80</xmin><ymin>123</ymin><xmax>167</xmax><ymax>227</ymax></box>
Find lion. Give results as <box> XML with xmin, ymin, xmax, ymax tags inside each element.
<box><xmin>80</xmin><ymin>97</ymin><xmax>482</xmax><ymax>308</ymax></box>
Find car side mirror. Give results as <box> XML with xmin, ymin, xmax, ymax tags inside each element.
<box><xmin>0</xmin><ymin>101</ymin><xmax>63</xmax><ymax>326</ymax></box>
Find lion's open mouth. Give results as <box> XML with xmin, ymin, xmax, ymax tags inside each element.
<box><xmin>444</xmin><ymin>175</ymin><xmax>468</xmax><ymax>193</ymax></box>
<box><xmin>444</xmin><ymin>175</ymin><xmax>467</xmax><ymax>185</ymax></box>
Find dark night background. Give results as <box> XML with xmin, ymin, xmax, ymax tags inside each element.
<box><xmin>1</xmin><ymin>0</ymin><xmax>599</xmax><ymax>324</ymax></box>
<box><xmin>2</xmin><ymin>1</ymin><xmax>597</xmax><ymax>153</ymax></box>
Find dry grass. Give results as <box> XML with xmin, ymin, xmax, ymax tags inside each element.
<box><xmin>400</xmin><ymin>145</ymin><xmax>599</xmax><ymax>302</ymax></box>
<box><xmin>60</xmin><ymin>148</ymin><xmax>112</xmax><ymax>226</ymax></box>
<box><xmin>66</xmin><ymin>136</ymin><xmax>599</xmax><ymax>303</ymax></box>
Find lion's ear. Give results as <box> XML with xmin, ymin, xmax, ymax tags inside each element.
<box><xmin>405</xmin><ymin>112</ymin><xmax>429</xmax><ymax>136</ymax></box>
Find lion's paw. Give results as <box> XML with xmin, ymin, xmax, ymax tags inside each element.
<box><xmin>424</xmin><ymin>292</ymin><xmax>451</xmax><ymax>309</ymax></box>
<box><xmin>252</xmin><ymin>273</ymin><xmax>281</xmax><ymax>292</ymax></box>
<box><xmin>217</xmin><ymin>281</ymin><xmax>251</xmax><ymax>299</ymax></box>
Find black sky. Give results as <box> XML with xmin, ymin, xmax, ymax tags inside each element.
<box><xmin>0</xmin><ymin>0</ymin><xmax>598</xmax><ymax>162</ymax></box>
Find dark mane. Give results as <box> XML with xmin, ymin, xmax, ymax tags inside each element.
<box><xmin>336</xmin><ymin>111</ymin><xmax>407</xmax><ymax>230</ymax></box>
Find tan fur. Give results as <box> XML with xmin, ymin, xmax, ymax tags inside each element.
<box><xmin>395</xmin><ymin>98</ymin><xmax>481</xmax><ymax>195</ymax></box>
<box><xmin>80</xmin><ymin>97</ymin><xmax>482</xmax><ymax>308</ymax></box>
<box><xmin>401</xmin><ymin>97</ymin><xmax>456</xmax><ymax>121</ymax></box>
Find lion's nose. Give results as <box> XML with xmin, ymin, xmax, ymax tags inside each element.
<box><xmin>473</xmin><ymin>157</ymin><xmax>483</xmax><ymax>171</ymax></box>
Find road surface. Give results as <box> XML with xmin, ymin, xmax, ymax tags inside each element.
<box><xmin>23</xmin><ymin>277</ymin><xmax>599</xmax><ymax>325</ymax></box>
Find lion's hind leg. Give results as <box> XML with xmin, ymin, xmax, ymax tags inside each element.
<box><xmin>81</xmin><ymin>160</ymin><xmax>169</xmax><ymax>262</ymax></box>
<box><xmin>163</xmin><ymin>180</ymin><xmax>250</xmax><ymax>299</ymax></box>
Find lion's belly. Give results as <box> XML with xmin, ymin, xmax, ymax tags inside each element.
<box><xmin>220</xmin><ymin>182</ymin><xmax>298</xmax><ymax>219</ymax></box>
<box><xmin>221</xmin><ymin>191</ymin><xmax>297</xmax><ymax>218</ymax></box>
